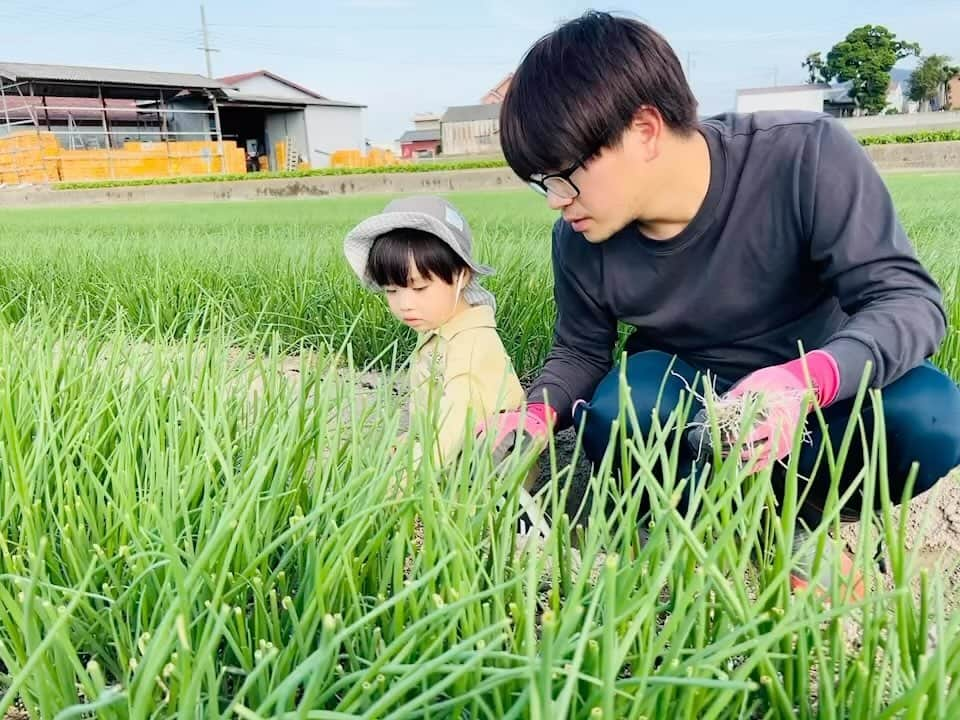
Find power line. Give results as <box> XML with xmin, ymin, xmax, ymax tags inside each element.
<box><xmin>208</xmin><ymin>20</ymin><xmax>506</xmax><ymax>31</ymax></box>
<box><xmin>69</xmin><ymin>0</ymin><xmax>141</xmax><ymax>22</ymax></box>
<box><xmin>0</xmin><ymin>1</ymin><xmax>196</xmax><ymax>36</ymax></box>
<box><xmin>0</xmin><ymin>9</ymin><xmax>516</xmax><ymax>68</ymax></box>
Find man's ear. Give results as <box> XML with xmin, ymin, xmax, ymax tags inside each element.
<box><xmin>629</xmin><ymin>105</ymin><xmax>665</xmax><ymax>162</ymax></box>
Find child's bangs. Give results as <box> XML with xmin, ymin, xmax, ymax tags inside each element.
<box><xmin>367</xmin><ymin>233</ymin><xmax>416</xmax><ymax>287</ymax></box>
<box><xmin>366</xmin><ymin>229</ymin><xmax>464</xmax><ymax>287</ymax></box>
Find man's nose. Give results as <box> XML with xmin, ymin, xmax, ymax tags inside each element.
<box><xmin>547</xmin><ymin>193</ymin><xmax>573</xmax><ymax>211</ymax></box>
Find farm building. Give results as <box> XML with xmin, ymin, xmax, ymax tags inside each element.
<box><xmin>0</xmin><ymin>62</ymin><xmax>226</xmax><ymax>147</ymax></box>
<box><xmin>397</xmin><ymin>129</ymin><xmax>441</xmax><ymax>159</ymax></box>
<box><xmin>212</xmin><ymin>70</ymin><xmax>365</xmax><ymax>170</ymax></box>
<box><xmin>735</xmin><ymin>84</ymin><xmax>829</xmax><ymax>114</ymax></box>
<box><xmin>397</xmin><ymin>113</ymin><xmax>440</xmax><ymax>158</ymax></box>
<box><xmin>0</xmin><ymin>61</ymin><xmax>365</xmax><ymax>183</ymax></box>
<box><xmin>440</xmin><ymin>103</ymin><xmax>501</xmax><ymax>156</ymax></box>
<box><xmin>437</xmin><ymin>74</ymin><xmax>512</xmax><ymax>157</ymax></box>
<box><xmin>0</xmin><ymin>61</ymin><xmax>235</xmax><ymax>183</ymax></box>
<box><xmin>735</xmin><ymin>70</ymin><xmax>916</xmax><ymax>118</ymax></box>
<box><xmin>940</xmin><ymin>73</ymin><xmax>960</xmax><ymax>111</ymax></box>
<box><xmin>481</xmin><ymin>73</ymin><xmax>512</xmax><ymax>104</ymax></box>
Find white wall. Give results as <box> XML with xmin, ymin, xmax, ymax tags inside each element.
<box><xmin>304</xmin><ymin>105</ymin><xmax>364</xmax><ymax>167</ymax></box>
<box><xmin>265</xmin><ymin>110</ymin><xmax>309</xmax><ymax>170</ymax></box>
<box><xmin>232</xmin><ymin>75</ymin><xmax>314</xmax><ymax>100</ymax></box>
<box><xmin>735</xmin><ymin>89</ymin><xmax>825</xmax><ymax>114</ymax></box>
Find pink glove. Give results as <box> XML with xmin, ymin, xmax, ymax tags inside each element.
<box><xmin>722</xmin><ymin>350</ymin><xmax>839</xmax><ymax>471</ymax></box>
<box><xmin>476</xmin><ymin>403</ymin><xmax>556</xmax><ymax>464</ymax></box>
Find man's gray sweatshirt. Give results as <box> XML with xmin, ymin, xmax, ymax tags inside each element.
<box><xmin>527</xmin><ymin>111</ymin><xmax>947</xmax><ymax>427</ymax></box>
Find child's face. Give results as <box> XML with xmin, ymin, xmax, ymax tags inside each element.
<box><xmin>382</xmin><ymin>259</ymin><xmax>466</xmax><ymax>332</ymax></box>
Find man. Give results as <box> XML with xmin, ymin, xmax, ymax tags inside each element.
<box><xmin>486</xmin><ymin>10</ymin><xmax>960</xmax><ymax>597</ymax></box>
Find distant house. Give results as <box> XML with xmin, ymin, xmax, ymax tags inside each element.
<box><xmin>822</xmin><ymin>85</ymin><xmax>856</xmax><ymax>117</ymax></box>
<box><xmin>736</xmin><ymin>70</ymin><xmax>914</xmax><ymax>118</ymax></box>
<box><xmin>947</xmin><ymin>74</ymin><xmax>960</xmax><ymax>110</ymax></box>
<box><xmin>411</xmin><ymin>112</ymin><xmax>440</xmax><ymax>130</ymax></box>
<box><xmin>481</xmin><ymin>73</ymin><xmax>512</xmax><ymax>104</ymax></box>
<box><xmin>398</xmin><ymin>128</ymin><xmax>441</xmax><ymax>158</ymax></box>
<box><xmin>735</xmin><ymin>84</ymin><xmax>829</xmax><ymax>114</ymax></box>
<box><xmin>395</xmin><ymin>112</ymin><xmax>441</xmax><ymax>158</ymax></box>
<box><xmin>440</xmin><ymin>103</ymin><xmax>501</xmax><ymax>156</ymax></box>
<box><xmin>822</xmin><ymin>76</ymin><xmax>912</xmax><ymax>116</ymax></box>
<box><xmin>429</xmin><ymin>75</ymin><xmax>514</xmax><ymax>157</ymax></box>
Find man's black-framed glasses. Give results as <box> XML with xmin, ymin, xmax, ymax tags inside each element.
<box><xmin>528</xmin><ymin>154</ymin><xmax>587</xmax><ymax>200</ymax></box>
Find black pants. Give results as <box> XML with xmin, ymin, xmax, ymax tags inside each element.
<box><xmin>572</xmin><ymin>351</ymin><xmax>960</xmax><ymax>521</ymax></box>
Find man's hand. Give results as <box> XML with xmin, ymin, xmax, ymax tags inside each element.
<box><xmin>690</xmin><ymin>350</ymin><xmax>840</xmax><ymax>471</ymax></box>
<box><xmin>477</xmin><ymin>403</ymin><xmax>557</xmax><ymax>464</ymax></box>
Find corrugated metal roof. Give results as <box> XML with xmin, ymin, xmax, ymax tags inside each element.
<box><xmin>398</xmin><ymin>128</ymin><xmax>441</xmax><ymax>143</ymax></box>
<box><xmin>212</xmin><ymin>91</ymin><xmax>365</xmax><ymax>109</ymax></box>
<box><xmin>0</xmin><ymin>61</ymin><xmax>226</xmax><ymax>90</ymax></box>
<box><xmin>218</xmin><ymin>71</ymin><xmax>267</xmax><ymax>86</ymax></box>
<box><xmin>220</xmin><ymin>91</ymin><xmax>364</xmax><ymax>108</ymax></box>
<box><xmin>442</xmin><ymin>103</ymin><xmax>501</xmax><ymax>123</ymax></box>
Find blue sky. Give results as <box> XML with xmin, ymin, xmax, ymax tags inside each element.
<box><xmin>1</xmin><ymin>0</ymin><xmax>958</xmax><ymax>145</ymax></box>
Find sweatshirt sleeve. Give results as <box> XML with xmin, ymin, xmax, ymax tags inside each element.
<box><xmin>801</xmin><ymin>116</ymin><xmax>947</xmax><ymax>401</ymax></box>
<box><xmin>526</xmin><ymin>221</ymin><xmax>618</xmax><ymax>428</ymax></box>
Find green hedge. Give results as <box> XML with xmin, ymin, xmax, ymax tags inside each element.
<box><xmin>858</xmin><ymin>129</ymin><xmax>960</xmax><ymax>145</ymax></box>
<box><xmin>46</xmin><ymin>129</ymin><xmax>960</xmax><ymax>190</ymax></box>
<box><xmin>53</xmin><ymin>159</ymin><xmax>509</xmax><ymax>190</ymax></box>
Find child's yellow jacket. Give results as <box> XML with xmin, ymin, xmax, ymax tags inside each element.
<box><xmin>409</xmin><ymin>304</ymin><xmax>525</xmax><ymax>466</ymax></box>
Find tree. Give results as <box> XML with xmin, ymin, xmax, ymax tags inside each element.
<box><xmin>909</xmin><ymin>54</ymin><xmax>960</xmax><ymax>111</ymax></box>
<box><xmin>825</xmin><ymin>25</ymin><xmax>920</xmax><ymax>114</ymax></box>
<box><xmin>802</xmin><ymin>52</ymin><xmax>829</xmax><ymax>84</ymax></box>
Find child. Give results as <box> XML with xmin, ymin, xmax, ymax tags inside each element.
<box><xmin>343</xmin><ymin>195</ymin><xmax>528</xmax><ymax>470</ymax></box>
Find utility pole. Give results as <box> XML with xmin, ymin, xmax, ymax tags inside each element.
<box><xmin>686</xmin><ymin>51</ymin><xmax>695</xmax><ymax>80</ymax></box>
<box><xmin>198</xmin><ymin>4</ymin><xmax>219</xmax><ymax>77</ymax></box>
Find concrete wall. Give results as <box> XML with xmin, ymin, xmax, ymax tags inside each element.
<box><xmin>865</xmin><ymin>140</ymin><xmax>960</xmax><ymax>170</ymax></box>
<box><xmin>735</xmin><ymin>88</ymin><xmax>825</xmax><ymax>114</ymax></box>
<box><xmin>0</xmin><ymin>167</ymin><xmax>523</xmax><ymax>207</ymax></box>
<box><xmin>840</xmin><ymin>110</ymin><xmax>960</xmax><ymax>135</ymax></box>
<box><xmin>2</xmin><ymin>141</ymin><xmax>958</xmax><ymax>208</ymax></box>
<box><xmin>304</xmin><ymin>105</ymin><xmax>364</xmax><ymax>167</ymax></box>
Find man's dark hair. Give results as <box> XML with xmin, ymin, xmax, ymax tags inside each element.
<box><xmin>366</xmin><ymin>228</ymin><xmax>468</xmax><ymax>287</ymax></box>
<box><xmin>500</xmin><ymin>10</ymin><xmax>699</xmax><ymax>180</ymax></box>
